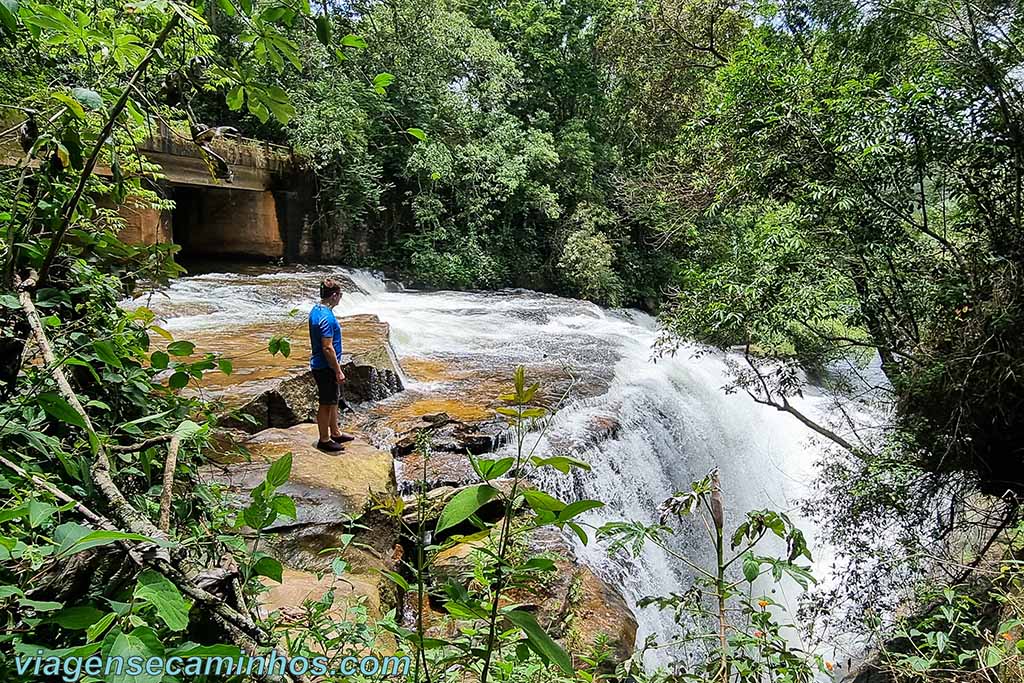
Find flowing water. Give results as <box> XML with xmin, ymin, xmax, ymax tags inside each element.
<box><xmin>134</xmin><ymin>264</ymin><xmax>837</xmax><ymax>669</ymax></box>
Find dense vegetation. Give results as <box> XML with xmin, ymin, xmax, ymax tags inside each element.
<box><xmin>2</xmin><ymin>0</ymin><xmax>1024</xmax><ymax>681</ymax></box>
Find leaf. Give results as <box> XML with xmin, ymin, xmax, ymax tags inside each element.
<box><xmin>406</xmin><ymin>127</ymin><xmax>427</xmax><ymax>141</ymax></box>
<box><xmin>341</xmin><ymin>33</ymin><xmax>366</xmax><ymax>48</ymax></box>
<box><xmin>567</xmin><ymin>521</ymin><xmax>588</xmax><ymax>545</ymax></box>
<box><xmin>314</xmin><ymin>15</ymin><xmax>331</xmax><ymax>45</ymax></box>
<box><xmin>57</xmin><ymin>527</ymin><xmax>170</xmax><ymax>557</ymax></box>
<box><xmin>92</xmin><ymin>339</ymin><xmax>123</xmax><ymax>368</ymax></box>
<box><xmin>168</xmin><ymin>371</ymin><xmax>189</xmax><ymax>389</ymax></box>
<box><xmin>174</xmin><ymin>419</ymin><xmax>202</xmax><ymax>441</ymax></box>
<box><xmin>252</xmin><ymin>556</ymin><xmax>283</xmax><ymax>583</ymax></box>
<box><xmin>505</xmin><ymin>609</ymin><xmax>573</xmax><ymax>673</ymax></box>
<box><xmin>217</xmin><ymin>358</ymin><xmax>233</xmax><ymax>375</ymax></box>
<box><xmin>742</xmin><ymin>553</ymin><xmax>760</xmax><ymax>583</ymax></box>
<box><xmin>28</xmin><ymin>500</ymin><xmax>56</xmax><ymax>528</ymax></box>
<box><xmin>435</xmin><ymin>484</ymin><xmax>499</xmax><ymax>534</ymax></box>
<box><xmin>476</xmin><ymin>456</ymin><xmax>514</xmax><ymax>480</ymax></box>
<box><xmin>557</xmin><ymin>499</ymin><xmax>604</xmax><ymax>522</ymax></box>
<box><xmin>0</xmin><ymin>0</ymin><xmax>17</xmax><ymax>32</ymax></box>
<box><xmin>86</xmin><ymin>612</ymin><xmax>116</xmax><ymax>642</ymax></box>
<box><xmin>266</xmin><ymin>452</ymin><xmax>292</xmax><ymax>488</ymax></box>
<box><xmin>71</xmin><ymin>87</ymin><xmax>104</xmax><ymax>111</ymax></box>
<box><xmin>38</xmin><ymin>392</ymin><xmax>86</xmax><ymax>429</ymax></box>
<box><xmin>270</xmin><ymin>494</ymin><xmax>296</xmax><ymax>519</ymax></box>
<box><xmin>216</xmin><ymin>0</ymin><xmax>236</xmax><ymax>16</ymax></box>
<box><xmin>166</xmin><ymin>340</ymin><xmax>195</xmax><ymax>357</ymax></box>
<box><xmin>168</xmin><ymin>643</ymin><xmax>242</xmax><ymax>658</ymax></box>
<box><xmin>52</xmin><ymin>92</ymin><xmax>85</xmax><ymax>120</ymax></box>
<box><xmin>149</xmin><ymin>326</ymin><xmax>173</xmax><ymax>342</ymax></box>
<box><xmin>373</xmin><ymin>72</ymin><xmax>395</xmax><ymax>93</ymax></box>
<box><xmin>531</xmin><ymin>455</ymin><xmax>590</xmax><ymax>473</ymax></box>
<box><xmin>48</xmin><ymin>605</ymin><xmax>105</xmax><ymax>629</ymax></box>
<box><xmin>380</xmin><ymin>569</ymin><xmax>410</xmax><ymax>591</ymax></box>
<box><xmin>134</xmin><ymin>570</ymin><xmax>188</xmax><ymax>631</ymax></box>
<box><xmin>107</xmin><ymin>628</ymin><xmax>163</xmax><ymax>683</ymax></box>
<box><xmin>20</xmin><ymin>597</ymin><xmax>63</xmax><ymax>611</ymax></box>
<box><xmin>522</xmin><ymin>490</ymin><xmax>565</xmax><ymax>512</ymax></box>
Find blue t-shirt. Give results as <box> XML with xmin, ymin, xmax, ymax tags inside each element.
<box><xmin>308</xmin><ymin>303</ymin><xmax>342</xmax><ymax>370</ymax></box>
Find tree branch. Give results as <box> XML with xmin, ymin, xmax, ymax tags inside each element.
<box><xmin>37</xmin><ymin>11</ymin><xmax>182</xmax><ymax>286</ymax></box>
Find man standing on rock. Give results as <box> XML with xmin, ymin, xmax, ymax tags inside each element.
<box><xmin>309</xmin><ymin>278</ymin><xmax>355</xmax><ymax>452</ymax></box>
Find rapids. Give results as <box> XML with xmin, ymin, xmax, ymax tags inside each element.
<box><xmin>134</xmin><ymin>264</ymin><xmax>839</xmax><ymax>669</ymax></box>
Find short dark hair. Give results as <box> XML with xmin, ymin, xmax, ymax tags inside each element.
<box><xmin>320</xmin><ymin>279</ymin><xmax>342</xmax><ymax>299</ymax></box>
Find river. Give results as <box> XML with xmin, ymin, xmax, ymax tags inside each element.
<box><xmin>135</xmin><ymin>263</ymin><xmax>837</xmax><ymax>669</ymax></box>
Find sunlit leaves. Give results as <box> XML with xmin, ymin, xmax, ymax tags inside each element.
<box><xmin>267</xmin><ymin>334</ymin><xmax>291</xmax><ymax>357</ymax></box>
<box><xmin>372</xmin><ymin>72</ymin><xmax>395</xmax><ymax>94</ymax></box>
<box><xmin>0</xmin><ymin>0</ymin><xmax>18</xmax><ymax>33</ymax></box>
<box><xmin>71</xmin><ymin>87</ymin><xmax>103</xmax><ymax>111</ymax></box>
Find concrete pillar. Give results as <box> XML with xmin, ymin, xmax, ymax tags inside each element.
<box><xmin>116</xmin><ymin>197</ymin><xmax>171</xmax><ymax>245</ymax></box>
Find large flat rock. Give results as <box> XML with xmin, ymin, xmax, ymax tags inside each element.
<box><xmin>203</xmin><ymin>423</ymin><xmax>395</xmax><ymax>525</ymax></box>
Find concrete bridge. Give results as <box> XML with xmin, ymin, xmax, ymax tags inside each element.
<box><xmin>115</xmin><ymin>122</ymin><xmax>318</xmax><ymax>261</ymax></box>
<box><xmin>4</xmin><ymin>120</ymin><xmax>318</xmax><ymax>261</ymax></box>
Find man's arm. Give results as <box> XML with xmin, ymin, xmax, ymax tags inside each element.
<box><xmin>320</xmin><ymin>336</ymin><xmax>345</xmax><ymax>382</ymax></box>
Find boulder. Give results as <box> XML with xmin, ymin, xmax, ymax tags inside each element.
<box><xmin>258</xmin><ymin>565</ymin><xmax>398</xmax><ymax>655</ymax></box>
<box><xmin>392</xmin><ymin>412</ymin><xmax>502</xmax><ymax>457</ymax></box>
<box><xmin>219</xmin><ymin>314</ymin><xmax>404</xmax><ymax>433</ymax></box>
<box><xmin>202</xmin><ymin>423</ymin><xmax>395</xmax><ymax>527</ymax></box>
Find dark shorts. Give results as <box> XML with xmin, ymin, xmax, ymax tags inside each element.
<box><xmin>311</xmin><ymin>368</ymin><xmax>339</xmax><ymax>405</ymax></box>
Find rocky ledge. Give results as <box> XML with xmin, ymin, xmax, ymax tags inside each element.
<box><xmin>203</xmin><ymin>423</ymin><xmax>394</xmax><ymax>527</ymax></box>
<box><xmin>219</xmin><ymin>314</ymin><xmax>404</xmax><ymax>433</ymax></box>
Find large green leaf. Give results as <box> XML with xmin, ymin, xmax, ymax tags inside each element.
<box><xmin>522</xmin><ymin>489</ymin><xmax>565</xmax><ymax>512</ymax></box>
<box><xmin>71</xmin><ymin>87</ymin><xmax>104</xmax><ymax>111</ymax></box>
<box><xmin>38</xmin><ymin>392</ymin><xmax>86</xmax><ymax>429</ymax></box>
<box><xmin>106</xmin><ymin>627</ymin><xmax>163</xmax><ymax>683</ymax></box>
<box><xmin>252</xmin><ymin>555</ymin><xmax>283</xmax><ymax>583</ymax></box>
<box><xmin>504</xmin><ymin>608</ymin><xmax>572</xmax><ymax>673</ymax></box>
<box><xmin>48</xmin><ymin>605</ymin><xmax>105</xmax><ymax>629</ymax></box>
<box><xmin>92</xmin><ymin>339</ymin><xmax>122</xmax><ymax>368</ymax></box>
<box><xmin>133</xmin><ymin>570</ymin><xmax>189</xmax><ymax>631</ymax></box>
<box><xmin>0</xmin><ymin>0</ymin><xmax>18</xmax><ymax>32</ymax></box>
<box><xmin>265</xmin><ymin>452</ymin><xmax>292</xmax><ymax>488</ymax></box>
<box><xmin>55</xmin><ymin>525</ymin><xmax>171</xmax><ymax>557</ymax></box>
<box><xmin>166</xmin><ymin>340</ymin><xmax>195</xmax><ymax>357</ymax></box>
<box><xmin>435</xmin><ymin>484</ymin><xmax>499</xmax><ymax>533</ymax></box>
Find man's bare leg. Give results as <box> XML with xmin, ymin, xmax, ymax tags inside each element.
<box><xmin>317</xmin><ymin>404</ymin><xmax>333</xmax><ymax>443</ymax></box>
<box><xmin>329</xmin><ymin>403</ymin><xmax>341</xmax><ymax>439</ymax></box>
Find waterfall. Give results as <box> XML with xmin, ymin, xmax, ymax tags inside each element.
<box><xmin>132</xmin><ymin>265</ymin><xmax>836</xmax><ymax>670</ymax></box>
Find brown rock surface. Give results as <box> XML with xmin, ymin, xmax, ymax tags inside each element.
<box><xmin>202</xmin><ymin>423</ymin><xmax>395</xmax><ymax>526</ymax></box>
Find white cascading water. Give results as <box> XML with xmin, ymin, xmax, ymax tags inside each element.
<box><xmin>133</xmin><ymin>265</ymin><xmax>838</xmax><ymax>670</ymax></box>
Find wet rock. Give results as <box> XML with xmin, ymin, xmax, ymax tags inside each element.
<box><xmin>202</xmin><ymin>423</ymin><xmax>395</xmax><ymax>527</ymax></box>
<box><xmin>396</xmin><ymin>450</ymin><xmax>481</xmax><ymax>493</ymax></box>
<box><xmin>258</xmin><ymin>564</ymin><xmax>398</xmax><ymax>655</ymax></box>
<box><xmin>515</xmin><ymin>528</ymin><xmax>638</xmax><ymax>665</ymax></box>
<box><xmin>392</xmin><ymin>412</ymin><xmax>504</xmax><ymax>458</ymax></box>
